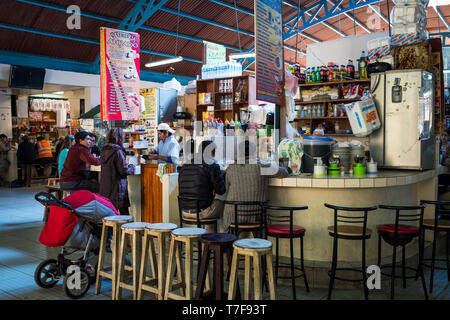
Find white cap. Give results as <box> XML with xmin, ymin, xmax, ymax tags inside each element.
<box><xmin>157</xmin><ymin>123</ymin><xmax>175</xmax><ymax>134</ymax></box>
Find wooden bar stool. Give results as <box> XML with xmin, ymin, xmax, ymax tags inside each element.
<box><xmin>377</xmin><ymin>204</ymin><xmax>428</xmax><ymax>300</ymax></box>
<box><xmin>325</xmin><ymin>203</ymin><xmax>377</xmax><ymax>300</ymax></box>
<box><xmin>116</xmin><ymin>222</ymin><xmax>152</xmax><ymax>300</ymax></box>
<box><xmin>420</xmin><ymin>200</ymin><xmax>450</xmax><ymax>294</ymax></box>
<box><xmin>164</xmin><ymin>227</ymin><xmax>207</xmax><ymax>300</ymax></box>
<box><xmin>228</xmin><ymin>238</ymin><xmax>276</xmax><ymax>300</ymax></box>
<box><xmin>264</xmin><ymin>204</ymin><xmax>309</xmax><ymax>300</ymax></box>
<box><xmin>138</xmin><ymin>222</ymin><xmax>178</xmax><ymax>300</ymax></box>
<box><xmin>195</xmin><ymin>233</ymin><xmax>238</xmax><ymax>300</ymax></box>
<box><xmin>47</xmin><ymin>177</ymin><xmax>59</xmax><ymax>186</ymax></box>
<box><xmin>178</xmin><ymin>196</ymin><xmax>219</xmax><ymax>232</ymax></box>
<box><xmin>95</xmin><ymin>215</ymin><xmax>134</xmax><ymax>298</ymax></box>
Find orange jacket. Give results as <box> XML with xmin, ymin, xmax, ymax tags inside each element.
<box><xmin>37</xmin><ymin>140</ymin><xmax>53</xmax><ymax>159</ymax></box>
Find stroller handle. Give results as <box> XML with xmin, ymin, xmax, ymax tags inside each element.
<box><xmin>34</xmin><ymin>192</ymin><xmax>73</xmax><ymax>212</ymax></box>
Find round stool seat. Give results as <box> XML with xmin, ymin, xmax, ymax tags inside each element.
<box><xmin>376</xmin><ymin>224</ymin><xmax>419</xmax><ymax>235</ymax></box>
<box><xmin>267</xmin><ymin>224</ymin><xmax>306</xmax><ymax>236</ymax></box>
<box><xmin>200</xmin><ymin>233</ymin><xmax>237</xmax><ymax>245</ymax></box>
<box><xmin>234</xmin><ymin>238</ymin><xmax>272</xmax><ymax>249</ymax></box>
<box><xmin>146</xmin><ymin>223</ymin><xmax>178</xmax><ymax>231</ymax></box>
<box><xmin>104</xmin><ymin>215</ymin><xmax>135</xmax><ymax>222</ymax></box>
<box><xmin>122</xmin><ymin>222</ymin><xmax>152</xmax><ymax>230</ymax></box>
<box><xmin>172</xmin><ymin>227</ymin><xmax>207</xmax><ymax>236</ymax></box>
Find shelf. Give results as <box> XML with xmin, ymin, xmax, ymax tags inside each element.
<box><xmin>234</xmin><ymin>101</ymin><xmax>248</xmax><ymax>104</ymax></box>
<box><xmin>299</xmin><ymin>79</ymin><xmax>370</xmax><ymax>87</ymax></box>
<box><xmin>303</xmin><ymin>133</ymin><xmax>354</xmax><ymax>137</ymax></box>
<box><xmin>293</xmin><ymin>117</ymin><xmax>348</xmax><ymax>120</ymax></box>
<box><xmin>214</xmin><ymin>109</ymin><xmax>233</xmax><ymax>112</ymax></box>
<box><xmin>295</xmin><ymin>98</ymin><xmax>361</xmax><ymax>105</ymax></box>
<box><xmin>125</xmin><ymin>131</ymin><xmax>147</xmax><ymax>135</ymax></box>
<box><xmin>215</xmin><ymin>92</ymin><xmax>233</xmax><ymax>95</ymax></box>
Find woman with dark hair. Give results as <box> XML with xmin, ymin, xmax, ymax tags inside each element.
<box><xmin>100</xmin><ymin>128</ymin><xmax>135</xmax><ymax>214</ymax></box>
<box><xmin>17</xmin><ymin>135</ymin><xmax>35</xmax><ymax>187</ymax></box>
<box><xmin>58</xmin><ymin>135</ymin><xmax>75</xmax><ymax>177</ymax></box>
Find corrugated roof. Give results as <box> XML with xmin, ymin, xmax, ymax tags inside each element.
<box><xmin>0</xmin><ymin>0</ymin><xmax>447</xmax><ymax>81</ymax></box>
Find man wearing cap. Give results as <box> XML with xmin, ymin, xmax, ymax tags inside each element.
<box><xmin>149</xmin><ymin>123</ymin><xmax>180</xmax><ymax>166</ymax></box>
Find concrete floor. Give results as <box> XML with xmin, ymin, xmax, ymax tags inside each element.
<box><xmin>1</xmin><ymin>183</ymin><xmax>450</xmax><ymax>301</ymax></box>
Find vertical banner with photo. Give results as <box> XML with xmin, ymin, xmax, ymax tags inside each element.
<box><xmin>254</xmin><ymin>0</ymin><xmax>284</xmax><ymax>104</ymax></box>
<box><xmin>100</xmin><ymin>27</ymin><xmax>141</xmax><ymax>121</ymax></box>
<box><xmin>140</xmin><ymin>88</ymin><xmax>158</xmax><ymax>150</ymax></box>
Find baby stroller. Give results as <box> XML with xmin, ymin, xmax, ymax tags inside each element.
<box><xmin>34</xmin><ymin>190</ymin><xmax>118</xmax><ymax>299</ymax></box>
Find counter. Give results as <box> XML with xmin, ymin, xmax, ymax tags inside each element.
<box><xmin>161</xmin><ymin>167</ymin><xmax>447</xmax><ymax>264</ymax></box>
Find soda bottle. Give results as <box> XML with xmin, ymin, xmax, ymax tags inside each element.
<box><xmin>359</xmin><ymin>51</ymin><xmax>368</xmax><ymax>79</ymax></box>
<box><xmin>340</xmin><ymin>65</ymin><xmax>346</xmax><ymax>81</ymax></box>
<box><xmin>346</xmin><ymin>59</ymin><xmax>355</xmax><ymax>79</ymax></box>
<box><xmin>315</xmin><ymin>67</ymin><xmax>320</xmax><ymax>83</ymax></box>
<box><xmin>320</xmin><ymin>66</ymin><xmax>325</xmax><ymax>83</ymax></box>
<box><xmin>328</xmin><ymin>65</ymin><xmax>334</xmax><ymax>82</ymax></box>
<box><xmin>324</xmin><ymin>66</ymin><xmax>329</xmax><ymax>83</ymax></box>
<box><xmin>306</xmin><ymin>68</ymin><xmax>312</xmax><ymax>83</ymax></box>
<box><xmin>312</xmin><ymin>67</ymin><xmax>318</xmax><ymax>83</ymax></box>
<box><xmin>356</xmin><ymin>59</ymin><xmax>360</xmax><ymax>79</ymax></box>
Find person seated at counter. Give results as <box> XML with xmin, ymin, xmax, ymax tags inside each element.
<box><xmin>57</xmin><ymin>135</ymin><xmax>75</xmax><ymax>177</ymax></box>
<box><xmin>60</xmin><ymin>131</ymin><xmax>100</xmax><ymax>192</ymax></box>
<box><xmin>36</xmin><ymin>136</ymin><xmax>54</xmax><ymax>178</ymax></box>
<box><xmin>88</xmin><ymin>132</ymin><xmax>101</xmax><ymax>157</ymax></box>
<box><xmin>222</xmin><ymin>140</ymin><xmax>289</xmax><ymax>233</ymax></box>
<box><xmin>17</xmin><ymin>135</ymin><xmax>35</xmax><ymax>188</ymax></box>
<box><xmin>99</xmin><ymin>128</ymin><xmax>135</xmax><ymax>215</ymax></box>
<box><xmin>178</xmin><ymin>140</ymin><xmax>226</xmax><ymax>231</ymax></box>
<box><xmin>440</xmin><ymin>127</ymin><xmax>450</xmax><ymax>166</ymax></box>
<box><xmin>0</xmin><ymin>134</ymin><xmax>12</xmax><ymax>187</ymax></box>
<box><xmin>148</xmin><ymin>123</ymin><xmax>180</xmax><ymax>166</ymax></box>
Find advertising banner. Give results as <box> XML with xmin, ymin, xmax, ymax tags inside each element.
<box><xmin>254</xmin><ymin>0</ymin><xmax>284</xmax><ymax>104</ymax></box>
<box><xmin>100</xmin><ymin>27</ymin><xmax>141</xmax><ymax>121</ymax></box>
<box><xmin>204</xmin><ymin>41</ymin><xmax>226</xmax><ymax>65</ymax></box>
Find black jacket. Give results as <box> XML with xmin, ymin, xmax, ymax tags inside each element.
<box><xmin>178</xmin><ymin>162</ymin><xmax>226</xmax><ymax>210</ymax></box>
<box><xmin>99</xmin><ymin>143</ymin><xmax>135</xmax><ymax>210</ymax></box>
<box><xmin>17</xmin><ymin>141</ymin><xmax>35</xmax><ymax>164</ymax></box>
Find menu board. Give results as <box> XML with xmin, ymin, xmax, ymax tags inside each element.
<box><xmin>140</xmin><ymin>88</ymin><xmax>158</xmax><ymax>150</ymax></box>
<box><xmin>100</xmin><ymin>27</ymin><xmax>141</xmax><ymax>121</ymax></box>
<box><xmin>254</xmin><ymin>0</ymin><xmax>284</xmax><ymax>105</ymax></box>
<box><xmin>204</xmin><ymin>41</ymin><xmax>226</xmax><ymax>65</ymax></box>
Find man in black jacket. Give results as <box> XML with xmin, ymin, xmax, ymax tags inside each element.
<box><xmin>178</xmin><ymin>140</ymin><xmax>226</xmax><ymax>230</ymax></box>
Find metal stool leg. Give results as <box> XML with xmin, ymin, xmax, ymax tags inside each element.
<box><xmin>275</xmin><ymin>236</ymin><xmax>279</xmax><ymax>286</ymax></box>
<box><xmin>300</xmin><ymin>236</ymin><xmax>309</xmax><ymax>292</ymax></box>
<box><xmin>402</xmin><ymin>245</ymin><xmax>407</xmax><ymax>289</ymax></box>
<box><xmin>447</xmin><ymin>232</ymin><xmax>450</xmax><ymax>282</ymax></box>
<box><xmin>290</xmin><ymin>236</ymin><xmax>296</xmax><ymax>300</ymax></box>
<box><xmin>377</xmin><ymin>233</ymin><xmax>382</xmax><ymax>267</ymax></box>
<box><xmin>391</xmin><ymin>246</ymin><xmax>397</xmax><ymax>300</ymax></box>
<box><xmin>430</xmin><ymin>228</ymin><xmax>438</xmax><ymax>293</ymax></box>
<box><xmin>418</xmin><ymin>231</ymin><xmax>429</xmax><ymax>300</ymax></box>
<box><xmin>362</xmin><ymin>238</ymin><xmax>368</xmax><ymax>300</ymax></box>
<box><xmin>328</xmin><ymin>237</ymin><xmax>338</xmax><ymax>300</ymax></box>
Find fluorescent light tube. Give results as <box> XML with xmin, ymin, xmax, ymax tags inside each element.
<box><xmin>52</xmin><ymin>91</ymin><xmax>64</xmax><ymax>95</ymax></box>
<box><xmin>229</xmin><ymin>52</ymin><xmax>256</xmax><ymax>60</ymax></box>
<box><xmin>145</xmin><ymin>56</ymin><xmax>183</xmax><ymax>68</ymax></box>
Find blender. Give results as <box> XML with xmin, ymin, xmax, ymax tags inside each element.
<box><xmin>328</xmin><ymin>155</ymin><xmax>341</xmax><ymax>177</ymax></box>
<box><xmin>353</xmin><ymin>154</ymin><xmax>366</xmax><ymax>177</ymax></box>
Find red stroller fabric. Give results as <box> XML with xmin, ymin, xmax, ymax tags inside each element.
<box><xmin>38</xmin><ymin>190</ymin><xmax>119</xmax><ymax>248</ymax></box>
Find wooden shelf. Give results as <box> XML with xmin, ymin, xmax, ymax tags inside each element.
<box><xmin>303</xmin><ymin>133</ymin><xmax>354</xmax><ymax>137</ymax></box>
<box><xmin>295</xmin><ymin>98</ymin><xmax>361</xmax><ymax>105</ymax></box>
<box><xmin>293</xmin><ymin>117</ymin><xmax>348</xmax><ymax>120</ymax></box>
<box><xmin>299</xmin><ymin>79</ymin><xmax>370</xmax><ymax>88</ymax></box>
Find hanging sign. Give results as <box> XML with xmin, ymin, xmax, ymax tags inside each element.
<box><xmin>100</xmin><ymin>27</ymin><xmax>141</xmax><ymax>121</ymax></box>
<box><xmin>254</xmin><ymin>0</ymin><xmax>284</xmax><ymax>104</ymax></box>
<box><xmin>203</xmin><ymin>41</ymin><xmax>226</xmax><ymax>65</ymax></box>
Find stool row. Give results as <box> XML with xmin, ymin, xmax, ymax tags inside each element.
<box><xmin>95</xmin><ymin>217</ymin><xmax>276</xmax><ymax>300</ymax></box>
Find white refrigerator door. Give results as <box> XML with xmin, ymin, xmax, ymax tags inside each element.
<box><xmin>384</xmin><ymin>70</ymin><xmax>424</xmax><ymax>168</ymax></box>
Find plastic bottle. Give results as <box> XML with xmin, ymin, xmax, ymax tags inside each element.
<box><xmin>340</xmin><ymin>65</ymin><xmax>346</xmax><ymax>81</ymax></box>
<box><xmin>359</xmin><ymin>51</ymin><xmax>368</xmax><ymax>80</ymax></box>
<box><xmin>346</xmin><ymin>60</ymin><xmax>355</xmax><ymax>79</ymax></box>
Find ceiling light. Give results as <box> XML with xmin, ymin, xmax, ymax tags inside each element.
<box><xmin>145</xmin><ymin>56</ymin><xmax>183</xmax><ymax>68</ymax></box>
<box><xmin>429</xmin><ymin>0</ymin><xmax>450</xmax><ymax>6</ymax></box>
<box><xmin>229</xmin><ymin>52</ymin><xmax>256</xmax><ymax>60</ymax></box>
<box><xmin>52</xmin><ymin>91</ymin><xmax>64</xmax><ymax>95</ymax></box>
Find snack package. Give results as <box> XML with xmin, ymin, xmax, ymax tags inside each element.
<box><xmin>278</xmin><ymin>138</ymin><xmax>303</xmax><ymax>175</ymax></box>
<box><xmin>344</xmin><ymin>84</ymin><xmax>363</xmax><ymax>99</ymax></box>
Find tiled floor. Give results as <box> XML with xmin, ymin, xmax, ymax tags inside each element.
<box><xmin>1</xmin><ymin>184</ymin><xmax>450</xmax><ymax>300</ymax></box>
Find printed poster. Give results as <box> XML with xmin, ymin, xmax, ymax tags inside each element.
<box><xmin>204</xmin><ymin>41</ymin><xmax>226</xmax><ymax>65</ymax></box>
<box><xmin>100</xmin><ymin>27</ymin><xmax>141</xmax><ymax>121</ymax></box>
<box><xmin>254</xmin><ymin>0</ymin><xmax>284</xmax><ymax>104</ymax></box>
<box><xmin>140</xmin><ymin>88</ymin><xmax>158</xmax><ymax>149</ymax></box>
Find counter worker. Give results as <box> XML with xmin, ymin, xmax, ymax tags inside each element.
<box><xmin>149</xmin><ymin>123</ymin><xmax>180</xmax><ymax>166</ymax></box>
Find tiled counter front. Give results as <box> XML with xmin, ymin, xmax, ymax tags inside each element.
<box><xmin>268</xmin><ymin>168</ymin><xmax>446</xmax><ymax>264</ymax></box>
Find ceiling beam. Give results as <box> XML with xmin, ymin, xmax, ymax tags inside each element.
<box><xmin>367</xmin><ymin>2</ymin><xmax>392</xmax><ymax>27</ymax></box>
<box><xmin>0</xmin><ymin>49</ymin><xmax>194</xmax><ymax>84</ymax></box>
<box><xmin>433</xmin><ymin>5</ymin><xmax>450</xmax><ymax>31</ymax></box>
<box><xmin>326</xmin><ymin>0</ymin><xmax>372</xmax><ymax>33</ymax></box>
<box><xmin>0</xmin><ymin>22</ymin><xmax>202</xmax><ymax>63</ymax></box>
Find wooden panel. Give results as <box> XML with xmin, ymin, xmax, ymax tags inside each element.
<box><xmin>184</xmin><ymin>93</ymin><xmax>197</xmax><ymax>120</ymax></box>
<box><xmin>141</xmin><ymin>164</ymin><xmax>175</xmax><ymax>223</ymax></box>
<box><xmin>429</xmin><ymin>38</ymin><xmax>445</xmax><ymax>135</ymax></box>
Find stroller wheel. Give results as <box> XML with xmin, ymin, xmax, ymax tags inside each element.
<box><xmin>34</xmin><ymin>259</ymin><xmax>60</xmax><ymax>288</ymax></box>
<box><xmin>63</xmin><ymin>267</ymin><xmax>91</xmax><ymax>299</ymax></box>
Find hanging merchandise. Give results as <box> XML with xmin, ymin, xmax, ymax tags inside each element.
<box><xmin>278</xmin><ymin>138</ymin><xmax>303</xmax><ymax>175</ymax></box>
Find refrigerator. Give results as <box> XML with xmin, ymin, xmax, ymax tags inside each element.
<box><xmin>370</xmin><ymin>69</ymin><xmax>434</xmax><ymax>170</ymax></box>
<box><xmin>140</xmin><ymin>88</ymin><xmax>177</xmax><ymax>150</ymax></box>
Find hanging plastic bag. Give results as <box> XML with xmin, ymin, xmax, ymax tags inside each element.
<box><xmin>344</xmin><ymin>98</ymin><xmax>381</xmax><ymax>137</ymax></box>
